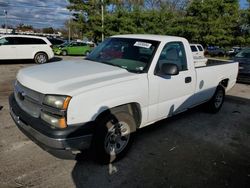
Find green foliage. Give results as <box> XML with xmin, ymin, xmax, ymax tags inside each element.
<box><xmin>16</xmin><ymin>24</ymin><xmax>33</xmax><ymax>31</ymax></box>
<box><xmin>66</xmin><ymin>0</ymin><xmax>250</xmax><ymax>46</ymax></box>
<box><xmin>183</xmin><ymin>0</ymin><xmax>239</xmax><ymax>46</ymax></box>
<box><xmin>42</xmin><ymin>27</ymin><xmax>54</xmax><ymax>34</ymax></box>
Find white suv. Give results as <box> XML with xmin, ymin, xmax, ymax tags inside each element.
<box><xmin>190</xmin><ymin>44</ymin><xmax>205</xmax><ymax>58</ymax></box>
<box><xmin>190</xmin><ymin>44</ymin><xmax>207</xmax><ymax>67</ymax></box>
<box><xmin>0</xmin><ymin>35</ymin><xmax>54</xmax><ymax>64</ymax></box>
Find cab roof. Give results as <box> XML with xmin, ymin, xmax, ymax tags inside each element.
<box><xmin>111</xmin><ymin>34</ymin><xmax>186</xmax><ymax>42</ymax></box>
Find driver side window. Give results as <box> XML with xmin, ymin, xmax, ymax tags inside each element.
<box><xmin>157</xmin><ymin>42</ymin><xmax>187</xmax><ymax>72</ymax></box>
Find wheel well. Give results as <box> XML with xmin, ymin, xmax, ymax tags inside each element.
<box><xmin>61</xmin><ymin>50</ymin><xmax>67</xmax><ymax>54</ymax></box>
<box><xmin>95</xmin><ymin>103</ymin><xmax>142</xmax><ymax>129</ymax></box>
<box><xmin>34</xmin><ymin>51</ymin><xmax>48</xmax><ymax>59</ymax></box>
<box><xmin>220</xmin><ymin>79</ymin><xmax>229</xmax><ymax>88</ymax></box>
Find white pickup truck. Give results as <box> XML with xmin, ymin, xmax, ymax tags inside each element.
<box><xmin>9</xmin><ymin>35</ymin><xmax>238</xmax><ymax>163</ymax></box>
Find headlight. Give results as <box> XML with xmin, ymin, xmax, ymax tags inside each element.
<box><xmin>43</xmin><ymin>95</ymin><xmax>71</xmax><ymax>110</ymax></box>
<box><xmin>41</xmin><ymin>111</ymin><xmax>67</xmax><ymax>129</ymax></box>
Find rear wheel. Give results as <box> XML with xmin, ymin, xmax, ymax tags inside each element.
<box><xmin>34</xmin><ymin>52</ymin><xmax>48</xmax><ymax>64</ymax></box>
<box><xmin>206</xmin><ymin>85</ymin><xmax>225</xmax><ymax>113</ymax></box>
<box><xmin>93</xmin><ymin>111</ymin><xmax>136</xmax><ymax>164</ymax></box>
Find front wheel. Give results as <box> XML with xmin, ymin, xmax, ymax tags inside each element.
<box><xmin>206</xmin><ymin>85</ymin><xmax>225</xmax><ymax>113</ymax></box>
<box><xmin>34</xmin><ymin>52</ymin><xmax>48</xmax><ymax>64</ymax></box>
<box><xmin>93</xmin><ymin>111</ymin><xmax>136</xmax><ymax>164</ymax></box>
<box><xmin>85</xmin><ymin>51</ymin><xmax>90</xmax><ymax>56</ymax></box>
<box><xmin>62</xmin><ymin>50</ymin><xmax>67</xmax><ymax>56</ymax></box>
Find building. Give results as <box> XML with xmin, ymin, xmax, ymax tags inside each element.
<box><xmin>0</xmin><ymin>28</ymin><xmax>13</xmax><ymax>35</ymax></box>
<box><xmin>0</xmin><ymin>28</ymin><xmax>62</xmax><ymax>38</ymax></box>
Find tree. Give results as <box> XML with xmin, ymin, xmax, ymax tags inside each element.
<box><xmin>42</xmin><ymin>27</ymin><xmax>54</xmax><ymax>34</ymax></box>
<box><xmin>16</xmin><ymin>24</ymin><xmax>33</xmax><ymax>31</ymax></box>
<box><xmin>66</xmin><ymin>0</ymin><xmax>248</xmax><ymax>46</ymax></box>
<box><xmin>184</xmin><ymin>0</ymin><xmax>240</xmax><ymax>47</ymax></box>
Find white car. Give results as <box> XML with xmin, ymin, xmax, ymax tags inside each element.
<box><xmin>227</xmin><ymin>47</ymin><xmax>241</xmax><ymax>56</ymax></box>
<box><xmin>9</xmin><ymin>34</ymin><xmax>238</xmax><ymax>163</ymax></box>
<box><xmin>0</xmin><ymin>35</ymin><xmax>54</xmax><ymax>64</ymax></box>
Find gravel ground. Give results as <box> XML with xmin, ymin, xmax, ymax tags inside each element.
<box><xmin>0</xmin><ymin>57</ymin><xmax>250</xmax><ymax>188</ymax></box>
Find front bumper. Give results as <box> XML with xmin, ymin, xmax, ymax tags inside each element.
<box><xmin>53</xmin><ymin>49</ymin><xmax>62</xmax><ymax>55</ymax></box>
<box><xmin>9</xmin><ymin>93</ymin><xmax>93</xmax><ymax>159</ymax></box>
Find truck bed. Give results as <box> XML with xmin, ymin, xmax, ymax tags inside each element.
<box><xmin>196</xmin><ymin>58</ymin><xmax>234</xmax><ymax>68</ymax></box>
<box><xmin>193</xmin><ymin>59</ymin><xmax>238</xmax><ymax>103</ymax></box>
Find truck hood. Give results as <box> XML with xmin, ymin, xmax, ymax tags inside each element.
<box><xmin>17</xmin><ymin>60</ymin><xmax>138</xmax><ymax>96</ymax></box>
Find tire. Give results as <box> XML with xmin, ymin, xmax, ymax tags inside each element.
<box><xmin>62</xmin><ymin>50</ymin><xmax>67</xmax><ymax>56</ymax></box>
<box><xmin>206</xmin><ymin>85</ymin><xmax>225</xmax><ymax>113</ymax></box>
<box><xmin>34</xmin><ymin>52</ymin><xmax>48</xmax><ymax>64</ymax></box>
<box><xmin>93</xmin><ymin>111</ymin><xmax>136</xmax><ymax>164</ymax></box>
<box><xmin>85</xmin><ymin>51</ymin><xmax>90</xmax><ymax>56</ymax></box>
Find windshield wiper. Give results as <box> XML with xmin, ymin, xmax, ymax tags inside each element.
<box><xmin>86</xmin><ymin>59</ymin><xmax>144</xmax><ymax>74</ymax></box>
<box><xmin>127</xmin><ymin>69</ymin><xmax>144</xmax><ymax>74</ymax></box>
<box><xmin>102</xmin><ymin>61</ymin><xmax>144</xmax><ymax>73</ymax></box>
<box><xmin>100</xmin><ymin>61</ymin><xmax>124</xmax><ymax>69</ymax></box>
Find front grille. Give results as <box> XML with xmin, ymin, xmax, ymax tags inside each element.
<box><xmin>14</xmin><ymin>81</ymin><xmax>44</xmax><ymax>118</ymax></box>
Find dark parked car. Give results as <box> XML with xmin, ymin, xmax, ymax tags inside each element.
<box><xmin>206</xmin><ymin>46</ymin><xmax>225</xmax><ymax>56</ymax></box>
<box><xmin>234</xmin><ymin>48</ymin><xmax>250</xmax><ymax>83</ymax></box>
<box><xmin>47</xmin><ymin>37</ymin><xmax>65</xmax><ymax>46</ymax></box>
<box><xmin>227</xmin><ymin>47</ymin><xmax>242</xmax><ymax>57</ymax></box>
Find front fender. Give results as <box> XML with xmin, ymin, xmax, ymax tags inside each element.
<box><xmin>66</xmin><ymin>76</ymin><xmax>148</xmax><ymax>126</ymax></box>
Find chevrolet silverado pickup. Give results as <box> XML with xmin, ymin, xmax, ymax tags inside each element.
<box><xmin>9</xmin><ymin>35</ymin><xmax>238</xmax><ymax>163</ymax></box>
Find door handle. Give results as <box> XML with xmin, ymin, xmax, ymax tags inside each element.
<box><xmin>185</xmin><ymin>77</ymin><xmax>192</xmax><ymax>83</ymax></box>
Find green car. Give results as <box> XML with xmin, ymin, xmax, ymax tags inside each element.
<box><xmin>54</xmin><ymin>42</ymin><xmax>93</xmax><ymax>56</ymax></box>
<box><xmin>53</xmin><ymin>42</ymin><xmax>68</xmax><ymax>55</ymax></box>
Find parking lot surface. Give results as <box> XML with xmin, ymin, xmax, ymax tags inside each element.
<box><xmin>0</xmin><ymin>57</ymin><xmax>250</xmax><ymax>188</ymax></box>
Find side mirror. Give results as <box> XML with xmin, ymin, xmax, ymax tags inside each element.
<box><xmin>160</xmin><ymin>63</ymin><xmax>179</xmax><ymax>76</ymax></box>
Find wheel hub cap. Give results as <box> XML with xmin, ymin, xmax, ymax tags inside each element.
<box><xmin>214</xmin><ymin>90</ymin><xmax>223</xmax><ymax>108</ymax></box>
<box><xmin>104</xmin><ymin>121</ymin><xmax>130</xmax><ymax>155</ymax></box>
<box><xmin>37</xmin><ymin>55</ymin><xmax>46</xmax><ymax>63</ymax></box>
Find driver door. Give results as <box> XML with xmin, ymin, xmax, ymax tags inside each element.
<box><xmin>67</xmin><ymin>43</ymin><xmax>78</xmax><ymax>55</ymax></box>
<box><xmin>148</xmin><ymin>41</ymin><xmax>196</xmax><ymax>122</ymax></box>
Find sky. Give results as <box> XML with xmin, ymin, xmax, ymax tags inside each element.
<box><xmin>240</xmin><ymin>0</ymin><xmax>249</xmax><ymax>8</ymax></box>
<box><xmin>0</xmin><ymin>0</ymin><xmax>70</xmax><ymax>29</ymax></box>
<box><xmin>0</xmin><ymin>0</ymin><xmax>249</xmax><ymax>29</ymax></box>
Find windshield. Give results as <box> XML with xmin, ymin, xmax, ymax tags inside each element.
<box><xmin>58</xmin><ymin>41</ymin><xmax>69</xmax><ymax>47</ymax></box>
<box><xmin>86</xmin><ymin>37</ymin><xmax>160</xmax><ymax>73</ymax></box>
